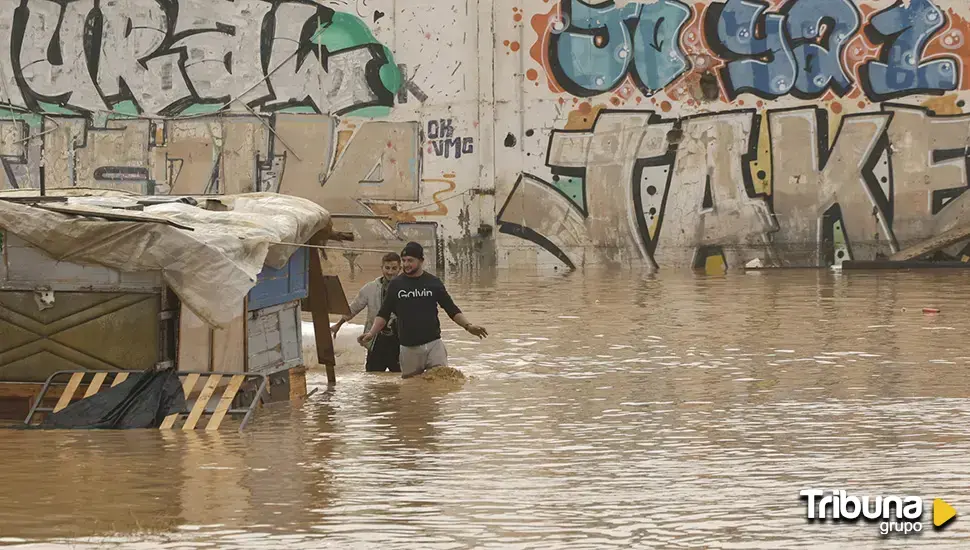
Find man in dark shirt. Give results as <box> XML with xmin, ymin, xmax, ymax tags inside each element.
<box><xmin>359</xmin><ymin>241</ymin><xmax>487</xmax><ymax>378</ymax></box>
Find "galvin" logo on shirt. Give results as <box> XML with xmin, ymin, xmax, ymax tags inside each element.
<box><xmin>398</xmin><ymin>288</ymin><xmax>433</xmax><ymax>299</ymax></box>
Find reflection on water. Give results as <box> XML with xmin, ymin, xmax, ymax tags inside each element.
<box><xmin>3</xmin><ymin>269</ymin><xmax>970</xmax><ymax>548</ymax></box>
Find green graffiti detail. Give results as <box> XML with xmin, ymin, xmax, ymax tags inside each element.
<box><xmin>111</xmin><ymin>100</ymin><xmax>139</xmax><ymax>117</ymax></box>
<box><xmin>0</xmin><ymin>108</ymin><xmax>43</xmax><ymax>131</ymax></box>
<box><xmin>833</xmin><ymin>220</ymin><xmax>851</xmax><ymax>264</ymax></box>
<box><xmin>317</xmin><ymin>13</ymin><xmax>402</xmax><ymax>95</ymax></box>
<box><xmin>176</xmin><ymin>104</ymin><xmax>226</xmax><ymax>117</ymax></box>
<box><xmin>37</xmin><ymin>102</ymin><xmax>77</xmax><ymax>116</ymax></box>
<box><xmin>552</xmin><ymin>176</ymin><xmax>586</xmax><ymax>212</ymax></box>
<box><xmin>310</xmin><ymin>12</ymin><xmax>401</xmax><ymax>118</ymax></box>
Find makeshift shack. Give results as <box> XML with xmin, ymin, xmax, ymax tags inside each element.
<box><xmin>0</xmin><ymin>189</ymin><xmax>345</xmax><ymax>421</ymax></box>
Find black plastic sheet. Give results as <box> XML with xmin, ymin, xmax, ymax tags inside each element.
<box><xmin>36</xmin><ymin>370</ymin><xmax>186</xmax><ymax>429</ymax></box>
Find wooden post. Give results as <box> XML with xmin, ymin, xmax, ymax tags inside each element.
<box><xmin>308</xmin><ymin>247</ymin><xmax>337</xmax><ymax>386</ymax></box>
<box><xmin>242</xmin><ymin>296</ymin><xmax>250</xmax><ymax>372</ymax></box>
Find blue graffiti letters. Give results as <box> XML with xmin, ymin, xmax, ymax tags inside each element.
<box><xmin>550</xmin><ymin>0</ymin><xmax>640</xmax><ymax>95</ymax></box>
<box><xmin>631</xmin><ymin>0</ymin><xmax>692</xmax><ymax>92</ymax></box>
<box><xmin>547</xmin><ymin>0</ymin><xmax>962</xmax><ymax>103</ymax></box>
<box><xmin>549</xmin><ymin>0</ymin><xmax>690</xmax><ymax>97</ymax></box>
<box><xmin>710</xmin><ymin>0</ymin><xmax>798</xmax><ymax>99</ymax></box>
<box><xmin>785</xmin><ymin>0</ymin><xmax>861</xmax><ymax>96</ymax></box>
<box><xmin>861</xmin><ymin>0</ymin><xmax>958</xmax><ymax>100</ymax></box>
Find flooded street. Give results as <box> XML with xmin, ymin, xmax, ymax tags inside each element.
<box><xmin>3</xmin><ymin>269</ymin><xmax>970</xmax><ymax>548</ymax></box>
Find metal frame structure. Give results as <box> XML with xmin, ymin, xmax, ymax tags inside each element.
<box><xmin>24</xmin><ymin>370</ymin><xmax>269</xmax><ymax>432</ymax></box>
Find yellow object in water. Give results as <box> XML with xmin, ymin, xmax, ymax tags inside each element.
<box><xmin>704</xmin><ymin>254</ymin><xmax>727</xmax><ymax>275</ymax></box>
<box><xmin>421</xmin><ymin>366</ymin><xmax>466</xmax><ymax>381</ymax></box>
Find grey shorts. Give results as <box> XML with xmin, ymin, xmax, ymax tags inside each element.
<box><xmin>400</xmin><ymin>339</ymin><xmax>448</xmax><ymax>378</ymax></box>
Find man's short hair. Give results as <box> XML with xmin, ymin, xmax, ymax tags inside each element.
<box><xmin>382</xmin><ymin>252</ymin><xmax>401</xmax><ymax>264</ymax></box>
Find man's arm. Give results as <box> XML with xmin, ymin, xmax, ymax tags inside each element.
<box><xmin>439</xmin><ymin>285</ymin><xmax>488</xmax><ymax>339</ymax></box>
<box><xmin>359</xmin><ymin>316</ymin><xmax>388</xmax><ymax>346</ymax></box>
<box><xmin>331</xmin><ymin>284</ymin><xmax>369</xmax><ymax>335</ymax></box>
<box><xmin>360</xmin><ymin>281</ymin><xmax>397</xmax><ymax>344</ymax></box>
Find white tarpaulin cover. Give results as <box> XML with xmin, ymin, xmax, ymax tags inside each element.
<box><xmin>0</xmin><ymin>190</ymin><xmax>331</xmax><ymax>328</ymax></box>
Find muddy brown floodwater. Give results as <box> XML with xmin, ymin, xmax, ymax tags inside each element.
<box><xmin>2</xmin><ymin>269</ymin><xmax>970</xmax><ymax>549</ymax></box>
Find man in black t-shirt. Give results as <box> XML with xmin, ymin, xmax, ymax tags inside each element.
<box><xmin>359</xmin><ymin>241</ymin><xmax>487</xmax><ymax>378</ymax></box>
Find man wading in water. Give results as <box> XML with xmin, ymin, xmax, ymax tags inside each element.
<box><xmin>332</xmin><ymin>252</ymin><xmax>402</xmax><ymax>373</ymax></box>
<box><xmin>359</xmin><ymin>242</ymin><xmax>488</xmax><ymax>378</ymax></box>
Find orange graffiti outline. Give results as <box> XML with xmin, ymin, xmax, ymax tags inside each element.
<box><xmin>530</xmin><ymin>5</ymin><xmax>566</xmax><ymax>94</ymax></box>
<box><xmin>407</xmin><ymin>179</ymin><xmax>457</xmax><ymax>216</ymax></box>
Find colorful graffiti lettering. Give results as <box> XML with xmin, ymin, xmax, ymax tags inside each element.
<box><xmin>707</xmin><ymin>0</ymin><xmax>861</xmax><ymax>99</ymax></box>
<box><xmin>860</xmin><ymin>0</ymin><xmax>959</xmax><ymax>100</ymax></box>
<box><xmin>549</xmin><ymin>0</ymin><xmax>691</xmax><ymax>96</ymax></box>
<box><xmin>0</xmin><ymin>0</ymin><xmax>400</xmax><ymax>117</ymax></box>
<box><xmin>497</xmin><ymin>104</ymin><xmax>970</xmax><ymax>269</ymax></box>
<box><xmin>535</xmin><ymin>0</ymin><xmax>968</xmax><ymax>102</ymax></box>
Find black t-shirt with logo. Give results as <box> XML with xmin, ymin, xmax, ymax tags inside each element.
<box><xmin>377</xmin><ymin>272</ymin><xmax>462</xmax><ymax>347</ymax></box>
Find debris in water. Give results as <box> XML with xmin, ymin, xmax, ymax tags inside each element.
<box><xmin>923</xmin><ymin>307</ymin><xmax>940</xmax><ymax>315</ymax></box>
<box><xmin>421</xmin><ymin>366</ymin><xmax>466</xmax><ymax>382</ymax></box>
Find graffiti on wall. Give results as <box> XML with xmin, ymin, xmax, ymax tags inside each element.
<box><xmin>0</xmin><ymin>113</ymin><xmax>420</xmax><ymax>239</ymax></box>
<box><xmin>0</xmin><ymin>0</ymin><xmax>400</xmax><ymax>117</ymax></box>
<box><xmin>530</xmin><ymin>0</ymin><xmax>970</xmax><ymax>103</ymax></box>
<box><xmin>505</xmin><ymin>0</ymin><xmax>970</xmax><ymax>269</ymax></box>
<box><xmin>497</xmin><ymin>104</ymin><xmax>970</xmax><ymax>269</ymax></box>
<box><xmin>426</xmin><ymin>119</ymin><xmax>474</xmax><ymax>159</ymax></box>
<box><xmin>0</xmin><ymin>1</ymin><xmax>463</xmax><ymax>264</ymax></box>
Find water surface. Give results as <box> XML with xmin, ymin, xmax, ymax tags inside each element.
<box><xmin>3</xmin><ymin>269</ymin><xmax>970</xmax><ymax>549</ymax></box>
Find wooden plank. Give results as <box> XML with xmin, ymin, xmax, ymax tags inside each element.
<box><xmin>842</xmin><ymin>260</ymin><xmax>970</xmax><ymax>270</ymax></box>
<box><xmin>0</xmin><ymin>383</ymin><xmax>50</xmax><ymax>400</ymax></box>
<box><xmin>33</xmin><ymin>204</ymin><xmax>196</xmax><ymax>230</ymax></box>
<box><xmin>111</xmin><ymin>372</ymin><xmax>129</xmax><ymax>387</ymax></box>
<box><xmin>308</xmin><ymin>228</ymin><xmax>331</xmax><ymax>246</ymax></box>
<box><xmin>211</xmin><ymin>302</ymin><xmax>246</xmax><ymax>373</ymax></box>
<box><xmin>0</xmin><ymin>196</ymin><xmax>68</xmax><ymax>204</ymax></box>
<box><xmin>53</xmin><ymin>373</ymin><xmax>84</xmax><ymax>412</ymax></box>
<box><xmin>323</xmin><ymin>275</ymin><xmax>351</xmax><ymax>315</ymax></box>
<box><xmin>243</xmin><ymin>297</ymin><xmax>249</xmax><ymax>373</ymax></box>
<box><xmin>308</xmin><ymin>248</ymin><xmax>336</xmax><ymax>386</ymax></box>
<box><xmin>289</xmin><ymin>366</ymin><xmax>307</xmax><ymax>400</ymax></box>
<box><xmin>182</xmin><ymin>374</ymin><xmax>222</xmax><ymax>430</ymax></box>
<box><xmin>890</xmin><ymin>222</ymin><xmax>970</xmax><ymax>261</ymax></box>
<box><xmin>160</xmin><ymin>373</ymin><xmax>200</xmax><ymax>429</ymax></box>
<box><xmin>83</xmin><ymin>373</ymin><xmax>107</xmax><ymax>398</ymax></box>
<box><xmin>177</xmin><ymin>304</ymin><xmax>211</xmax><ymax>372</ymax></box>
<box><xmin>330</xmin><ymin>213</ymin><xmax>391</xmax><ymax>219</ymax></box>
<box><xmin>205</xmin><ymin>375</ymin><xmax>245</xmax><ymax>431</ymax></box>
<box><xmin>0</xmin><ymin>382</ymin><xmax>104</xmax><ymax>401</ymax></box>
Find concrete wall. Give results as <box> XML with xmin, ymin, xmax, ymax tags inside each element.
<box><xmin>2</xmin><ymin>0</ymin><xmax>970</xmax><ymax>273</ymax></box>
<box><xmin>497</xmin><ymin>0</ymin><xmax>970</xmax><ymax>271</ymax></box>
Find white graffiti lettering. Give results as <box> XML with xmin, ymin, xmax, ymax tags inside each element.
<box><xmin>2</xmin><ymin>0</ymin><xmax>394</xmax><ymax>116</ymax></box>
<box><xmin>498</xmin><ymin>105</ymin><xmax>970</xmax><ymax>270</ymax></box>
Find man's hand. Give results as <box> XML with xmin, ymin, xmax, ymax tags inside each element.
<box><xmin>330</xmin><ymin>322</ymin><xmax>342</xmax><ymax>336</ymax></box>
<box><xmin>358</xmin><ymin>332</ymin><xmax>375</xmax><ymax>346</ymax></box>
<box><xmin>465</xmin><ymin>324</ymin><xmax>488</xmax><ymax>339</ymax></box>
